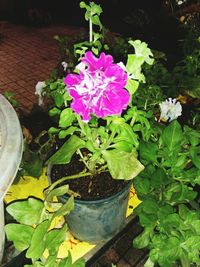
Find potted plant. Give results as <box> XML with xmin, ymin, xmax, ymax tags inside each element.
<box><xmin>3</xmin><ymin>1</ymin><xmax>200</xmax><ymax>266</ymax></box>
<box><xmin>2</xmin><ymin>2</ymin><xmax>154</xmax><ymax>264</ymax></box>
<box><xmin>39</xmin><ymin>1</ymin><xmax>154</xmax><ymax>243</ymax></box>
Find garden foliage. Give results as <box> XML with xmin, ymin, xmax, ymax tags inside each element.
<box><xmin>4</xmin><ymin>1</ymin><xmax>200</xmax><ymax>267</ymax></box>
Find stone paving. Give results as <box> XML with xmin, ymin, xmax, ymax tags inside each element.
<box><xmin>0</xmin><ymin>22</ymin><xmax>147</xmax><ymax>266</ymax></box>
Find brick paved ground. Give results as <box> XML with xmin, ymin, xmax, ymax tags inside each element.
<box><xmin>0</xmin><ymin>22</ymin><xmax>147</xmax><ymax>266</ymax></box>
<box><xmin>0</xmin><ymin>23</ymin><xmax>83</xmax><ymax>110</ymax></box>
<box><xmin>88</xmin><ymin>220</ymin><xmax>148</xmax><ymax>267</ymax></box>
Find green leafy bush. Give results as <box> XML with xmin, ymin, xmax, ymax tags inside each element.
<box><xmin>133</xmin><ymin>120</ymin><xmax>200</xmax><ymax>267</ymax></box>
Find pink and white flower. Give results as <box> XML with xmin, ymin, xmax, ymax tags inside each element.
<box><xmin>64</xmin><ymin>51</ymin><xmax>130</xmax><ymax>122</ymax></box>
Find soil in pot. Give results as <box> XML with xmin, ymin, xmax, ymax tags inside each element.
<box><xmin>50</xmin><ymin>153</ymin><xmax>129</xmax><ymax>201</ymax></box>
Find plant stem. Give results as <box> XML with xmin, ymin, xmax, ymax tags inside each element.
<box><xmin>89</xmin><ymin>18</ymin><xmax>93</xmax><ymax>43</ymax></box>
<box><xmin>48</xmin><ymin>172</ymin><xmax>93</xmax><ymax>193</ymax></box>
<box><xmin>180</xmin><ymin>254</ymin><xmax>190</xmax><ymax>267</ymax></box>
<box><xmin>102</xmin><ymin>129</ymin><xmax>116</xmax><ymax>150</ymax></box>
<box><xmin>77</xmin><ymin>115</ymin><xmax>86</xmax><ymax>135</ymax></box>
<box><xmin>77</xmin><ymin>148</ymin><xmax>90</xmax><ymax>170</ymax></box>
<box><xmin>130</xmin><ymin>114</ymin><xmax>136</xmax><ymax>127</ymax></box>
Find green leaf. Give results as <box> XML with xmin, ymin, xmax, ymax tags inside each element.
<box><xmin>6</xmin><ymin>198</ymin><xmax>44</xmax><ymax>225</ymax></box>
<box><xmin>139</xmin><ymin>213</ymin><xmax>157</xmax><ymax>227</ymax></box>
<box><xmin>79</xmin><ymin>1</ymin><xmax>86</xmax><ymax>8</ymax></box>
<box><xmin>125</xmin><ymin>79</ymin><xmax>139</xmax><ymax>95</ymax></box>
<box><xmin>102</xmin><ymin>150</ymin><xmax>144</xmax><ymax>180</ymax></box>
<box><xmin>53</xmin><ymin>196</ymin><xmax>74</xmax><ymax>218</ymax></box>
<box><xmin>139</xmin><ymin>141</ymin><xmax>158</xmax><ymax>163</ymax></box>
<box><xmin>185</xmin><ymin>236</ymin><xmax>200</xmax><ymax>250</ymax></box>
<box><xmin>90</xmin><ymin>2</ymin><xmax>102</xmax><ymax>15</ymax></box>
<box><xmin>26</xmin><ymin>220</ymin><xmax>50</xmax><ymax>260</ymax></box>
<box><xmin>46</xmin><ymin>202</ymin><xmax>62</xmax><ymax>212</ymax></box>
<box><xmin>91</xmin><ymin>15</ymin><xmax>102</xmax><ymax>29</ymax></box>
<box><xmin>129</xmin><ymin>40</ymin><xmax>154</xmax><ymax>65</ymax></box>
<box><xmin>55</xmin><ymin>93</ymin><xmax>64</xmax><ymax>107</ymax></box>
<box><xmin>179</xmin><ymin>204</ymin><xmax>190</xmax><ymax>220</ymax></box>
<box><xmin>144</xmin><ymin>257</ymin><xmax>155</xmax><ymax>267</ymax></box>
<box><xmin>161</xmin><ymin>120</ymin><xmax>183</xmax><ymax>151</ymax></box>
<box><xmin>111</xmin><ymin>141</ymin><xmax>133</xmax><ymax>152</ymax></box>
<box><xmin>174</xmin><ymin>155</ymin><xmax>187</xmax><ymax>168</ymax></box>
<box><xmin>58</xmin><ymin>252</ymin><xmax>73</xmax><ymax>267</ymax></box>
<box><xmin>133</xmin><ymin>227</ymin><xmax>153</xmax><ymax>248</ymax></box>
<box><xmin>151</xmin><ymin>168</ymin><xmax>168</xmax><ymax>188</ymax></box>
<box><xmin>59</xmin><ymin>127</ymin><xmax>78</xmax><ymax>139</ymax></box>
<box><xmin>190</xmin><ymin>146</ymin><xmax>200</xmax><ymax>169</ymax></box>
<box><xmin>48</xmin><ymin>127</ymin><xmax>60</xmax><ymax>134</ymax></box>
<box><xmin>150</xmin><ymin>236</ymin><xmax>182</xmax><ymax>267</ymax></box>
<box><xmin>165</xmin><ymin>183</ymin><xmax>197</xmax><ymax>203</ymax></box>
<box><xmin>159</xmin><ymin>213</ymin><xmax>182</xmax><ymax>231</ymax></box>
<box><xmin>5</xmin><ymin>224</ymin><xmax>34</xmax><ymax>251</ymax></box>
<box><xmin>142</xmin><ymin>199</ymin><xmax>159</xmax><ymax>214</ymax></box>
<box><xmin>191</xmin><ymin>220</ymin><xmax>200</xmax><ymax>234</ymax></box>
<box><xmin>115</xmin><ymin>123</ymin><xmax>139</xmax><ymax>147</ymax></box>
<box><xmin>46</xmin><ymin>135</ymin><xmax>85</xmax><ymax>164</ymax></box>
<box><xmin>187</xmin><ymin>249</ymin><xmax>200</xmax><ymax>263</ymax></box>
<box><xmin>45</xmin><ymin>255</ymin><xmax>58</xmax><ymax>267</ymax></box>
<box><xmin>184</xmin><ymin>125</ymin><xmax>200</xmax><ymax>146</ymax></box>
<box><xmin>45</xmin><ymin>185</ymin><xmax>69</xmax><ymax>202</ymax></box>
<box><xmin>97</xmin><ymin>126</ymin><xmax>109</xmax><ymax>140</ymax></box>
<box><xmin>25</xmin><ymin>263</ymin><xmax>44</xmax><ymax>267</ymax></box>
<box><xmin>50</xmin><ymin>82</ymin><xmax>57</xmax><ymax>90</ymax></box>
<box><xmin>72</xmin><ymin>258</ymin><xmax>85</xmax><ymax>267</ymax></box>
<box><xmin>126</xmin><ymin>54</ymin><xmax>145</xmax><ymax>81</ymax></box>
<box><xmin>46</xmin><ymin>224</ymin><xmax>68</xmax><ymax>255</ymax></box>
<box><xmin>49</xmin><ymin>107</ymin><xmax>61</xmax><ymax>117</ymax></box>
<box><xmin>23</xmin><ymin>153</ymin><xmax>43</xmax><ymax>178</ymax></box>
<box><xmin>134</xmin><ymin>177</ymin><xmax>150</xmax><ymax>195</ymax></box>
<box><xmin>59</xmin><ymin>108</ymin><xmax>75</xmax><ymax>128</ymax></box>
<box><xmin>157</xmin><ymin>205</ymin><xmax>174</xmax><ymax>221</ymax></box>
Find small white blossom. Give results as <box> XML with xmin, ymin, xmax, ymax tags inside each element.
<box><xmin>61</xmin><ymin>61</ymin><xmax>68</xmax><ymax>71</ymax></box>
<box><xmin>177</xmin><ymin>0</ymin><xmax>186</xmax><ymax>5</ymax></box>
<box><xmin>159</xmin><ymin>98</ymin><xmax>182</xmax><ymax>122</ymax></box>
<box><xmin>35</xmin><ymin>81</ymin><xmax>46</xmax><ymax>106</ymax></box>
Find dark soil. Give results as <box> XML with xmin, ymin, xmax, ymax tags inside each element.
<box><xmin>50</xmin><ymin>154</ymin><xmax>128</xmax><ymax>201</ymax></box>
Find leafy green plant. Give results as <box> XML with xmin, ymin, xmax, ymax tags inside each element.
<box><xmin>3</xmin><ymin>91</ymin><xmax>19</xmax><ymax>108</ymax></box>
<box><xmin>5</xmin><ymin>1</ymin><xmax>200</xmax><ymax>266</ymax></box>
<box><xmin>74</xmin><ymin>1</ymin><xmax>108</xmax><ymax>57</ymax></box>
<box><xmin>43</xmin><ymin>39</ymin><xmax>154</xmax><ymax>184</ymax></box>
<box><xmin>133</xmin><ymin>120</ymin><xmax>200</xmax><ymax>267</ymax></box>
<box><xmin>5</xmin><ymin>184</ymin><xmax>85</xmax><ymax>267</ymax></box>
<box><xmin>132</xmin><ymin>36</ymin><xmax>200</xmax><ymax>115</ymax></box>
<box><xmin>17</xmin><ymin>131</ymin><xmax>55</xmax><ymax>179</ymax></box>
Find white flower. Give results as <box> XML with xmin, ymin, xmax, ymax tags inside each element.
<box><xmin>35</xmin><ymin>81</ymin><xmax>46</xmax><ymax>106</ymax></box>
<box><xmin>177</xmin><ymin>0</ymin><xmax>186</xmax><ymax>5</ymax></box>
<box><xmin>61</xmin><ymin>61</ymin><xmax>68</xmax><ymax>71</ymax></box>
<box><xmin>159</xmin><ymin>98</ymin><xmax>182</xmax><ymax>122</ymax></box>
